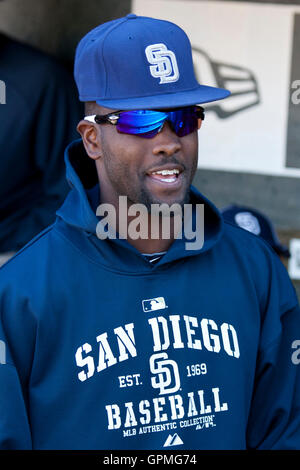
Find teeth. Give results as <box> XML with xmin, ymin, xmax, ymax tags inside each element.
<box><xmin>152</xmin><ymin>169</ymin><xmax>179</xmax><ymax>175</ymax></box>
<box><xmin>163</xmin><ymin>177</ymin><xmax>176</xmax><ymax>183</ymax></box>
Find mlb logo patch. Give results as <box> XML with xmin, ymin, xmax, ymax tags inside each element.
<box><xmin>142</xmin><ymin>297</ymin><xmax>166</xmax><ymax>312</ymax></box>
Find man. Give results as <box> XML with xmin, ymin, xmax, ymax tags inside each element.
<box><xmin>0</xmin><ymin>14</ymin><xmax>299</xmax><ymax>450</ymax></box>
<box><xmin>0</xmin><ymin>28</ymin><xmax>82</xmax><ymax>259</ymax></box>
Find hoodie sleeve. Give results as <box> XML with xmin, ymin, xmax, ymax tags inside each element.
<box><xmin>0</xmin><ymin>363</ymin><xmax>32</xmax><ymax>449</ymax></box>
<box><xmin>246</xmin><ymin>253</ymin><xmax>300</xmax><ymax>449</ymax></box>
<box><xmin>0</xmin><ymin>281</ymin><xmax>36</xmax><ymax>449</ymax></box>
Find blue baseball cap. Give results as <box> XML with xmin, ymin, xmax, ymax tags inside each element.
<box><xmin>74</xmin><ymin>14</ymin><xmax>231</xmax><ymax>110</ymax></box>
<box><xmin>221</xmin><ymin>205</ymin><xmax>291</xmax><ymax>258</ymax></box>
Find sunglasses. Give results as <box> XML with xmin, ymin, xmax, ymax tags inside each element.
<box><xmin>84</xmin><ymin>106</ymin><xmax>205</xmax><ymax>139</ymax></box>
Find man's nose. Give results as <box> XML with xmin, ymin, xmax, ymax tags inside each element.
<box><xmin>152</xmin><ymin>122</ymin><xmax>182</xmax><ymax>157</ymax></box>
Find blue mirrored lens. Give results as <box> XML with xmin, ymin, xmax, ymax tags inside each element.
<box><xmin>116</xmin><ymin>107</ymin><xmax>198</xmax><ymax>138</ymax></box>
<box><xmin>168</xmin><ymin>108</ymin><xmax>198</xmax><ymax>137</ymax></box>
<box><xmin>117</xmin><ymin>110</ymin><xmax>167</xmax><ymax>135</ymax></box>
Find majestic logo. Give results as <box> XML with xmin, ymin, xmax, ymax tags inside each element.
<box><xmin>163</xmin><ymin>433</ymin><xmax>184</xmax><ymax>447</ymax></box>
<box><xmin>142</xmin><ymin>297</ymin><xmax>167</xmax><ymax>313</ymax></box>
<box><xmin>145</xmin><ymin>43</ymin><xmax>179</xmax><ymax>84</ymax></box>
<box><xmin>150</xmin><ymin>352</ymin><xmax>181</xmax><ymax>395</ymax></box>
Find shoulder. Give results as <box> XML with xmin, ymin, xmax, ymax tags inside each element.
<box><xmin>220</xmin><ymin>218</ymin><xmax>285</xmax><ymax>273</ymax></box>
<box><xmin>0</xmin><ymin>220</ymin><xmax>82</xmax><ymax>319</ymax></box>
<box><xmin>0</xmin><ymin>222</ymin><xmax>63</xmax><ymax>284</ymax></box>
<box><xmin>220</xmin><ymin>220</ymin><xmax>298</xmax><ymax>309</ymax></box>
<box><xmin>222</xmin><ymin>219</ymin><xmax>278</xmax><ymax>257</ymax></box>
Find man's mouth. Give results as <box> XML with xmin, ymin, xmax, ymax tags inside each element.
<box><xmin>149</xmin><ymin>168</ymin><xmax>180</xmax><ymax>183</ymax></box>
<box><xmin>146</xmin><ymin>165</ymin><xmax>184</xmax><ymax>186</ymax></box>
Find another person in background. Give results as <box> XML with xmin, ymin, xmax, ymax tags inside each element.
<box><xmin>0</xmin><ymin>30</ymin><xmax>82</xmax><ymax>263</ymax></box>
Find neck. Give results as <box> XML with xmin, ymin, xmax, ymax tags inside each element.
<box><xmin>127</xmin><ymin>230</ymin><xmax>174</xmax><ymax>254</ymax></box>
<box><xmin>118</xmin><ymin>209</ymin><xmax>178</xmax><ymax>254</ymax></box>
<box><xmin>98</xmin><ymin>190</ymin><xmax>180</xmax><ymax>254</ymax></box>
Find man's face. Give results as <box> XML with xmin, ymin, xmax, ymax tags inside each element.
<box><xmin>84</xmin><ymin>105</ymin><xmax>199</xmax><ymax>210</ymax></box>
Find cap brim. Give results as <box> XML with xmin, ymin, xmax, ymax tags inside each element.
<box><xmin>95</xmin><ymin>85</ymin><xmax>230</xmax><ymax>110</ymax></box>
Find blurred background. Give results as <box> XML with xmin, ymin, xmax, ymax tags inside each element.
<box><xmin>0</xmin><ymin>0</ymin><xmax>299</xmax><ymax>298</ymax></box>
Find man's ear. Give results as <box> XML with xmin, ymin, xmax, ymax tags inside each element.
<box><xmin>77</xmin><ymin>120</ymin><xmax>102</xmax><ymax>161</ymax></box>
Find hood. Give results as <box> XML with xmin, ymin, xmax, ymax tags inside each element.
<box><xmin>56</xmin><ymin>139</ymin><xmax>224</xmax><ymax>270</ymax></box>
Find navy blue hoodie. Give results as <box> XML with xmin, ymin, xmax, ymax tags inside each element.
<box><xmin>0</xmin><ymin>139</ymin><xmax>299</xmax><ymax>450</ymax></box>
